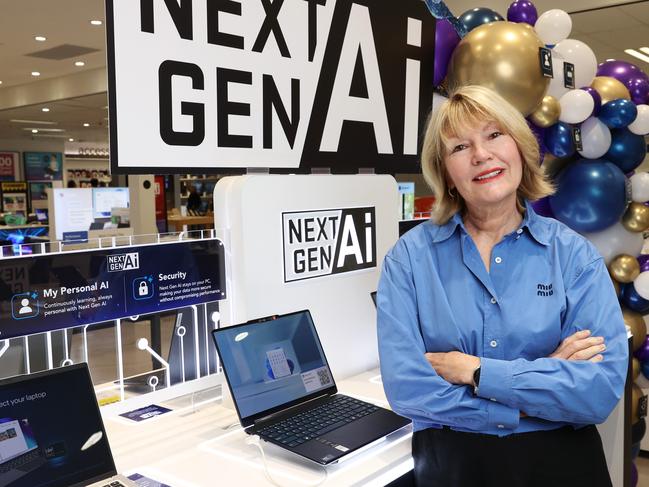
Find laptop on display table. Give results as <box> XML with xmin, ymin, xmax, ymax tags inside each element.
<box><xmin>0</xmin><ymin>363</ymin><xmax>137</xmax><ymax>487</ymax></box>
<box><xmin>211</xmin><ymin>309</ymin><xmax>410</xmax><ymax>466</ymax></box>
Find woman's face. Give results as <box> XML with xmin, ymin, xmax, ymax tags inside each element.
<box><xmin>444</xmin><ymin>120</ymin><xmax>523</xmax><ymax>211</ymax></box>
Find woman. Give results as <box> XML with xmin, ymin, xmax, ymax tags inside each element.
<box><xmin>377</xmin><ymin>85</ymin><xmax>628</xmax><ymax>487</ymax></box>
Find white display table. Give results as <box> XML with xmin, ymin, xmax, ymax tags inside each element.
<box><xmin>103</xmin><ymin>369</ymin><xmax>414</xmax><ymax>487</ymax></box>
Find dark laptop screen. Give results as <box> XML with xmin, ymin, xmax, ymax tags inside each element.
<box><xmin>0</xmin><ymin>364</ymin><xmax>116</xmax><ymax>487</ymax></box>
<box><xmin>213</xmin><ymin>310</ymin><xmax>335</xmax><ymax>422</ymax></box>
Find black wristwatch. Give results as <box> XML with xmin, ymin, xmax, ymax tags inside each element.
<box><xmin>472</xmin><ymin>365</ymin><xmax>481</xmax><ymax>395</ymax></box>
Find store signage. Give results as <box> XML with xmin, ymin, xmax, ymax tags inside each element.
<box><xmin>282</xmin><ymin>207</ymin><xmax>376</xmax><ymax>282</ymax></box>
<box><xmin>0</xmin><ymin>152</ymin><xmax>19</xmax><ymax>181</ymax></box>
<box><xmin>106</xmin><ymin>0</ymin><xmax>434</xmax><ymax>174</ymax></box>
<box><xmin>0</xmin><ymin>239</ymin><xmax>226</xmax><ymax>340</ymax></box>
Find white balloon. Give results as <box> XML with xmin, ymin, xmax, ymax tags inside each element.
<box><xmin>547</xmin><ymin>51</ymin><xmax>569</xmax><ymax>99</ymax></box>
<box><xmin>578</xmin><ymin>117</ymin><xmax>611</xmax><ymax>159</ymax></box>
<box><xmin>629</xmin><ymin>104</ymin><xmax>649</xmax><ymax>135</ymax></box>
<box><xmin>634</xmin><ymin>271</ymin><xmax>649</xmax><ymax>300</ymax></box>
<box><xmin>553</xmin><ymin>39</ymin><xmax>597</xmax><ymax>89</ymax></box>
<box><xmin>582</xmin><ymin>222</ymin><xmax>643</xmax><ymax>264</ymax></box>
<box><xmin>559</xmin><ymin>90</ymin><xmax>594</xmax><ymax>124</ymax></box>
<box><xmin>630</xmin><ymin>172</ymin><xmax>649</xmax><ymax>203</ymax></box>
<box><xmin>535</xmin><ymin>9</ymin><xmax>572</xmax><ymax>45</ymax></box>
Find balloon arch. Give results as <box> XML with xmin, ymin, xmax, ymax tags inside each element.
<box><xmin>429</xmin><ymin>1</ymin><xmax>649</xmax><ymax>482</ymax></box>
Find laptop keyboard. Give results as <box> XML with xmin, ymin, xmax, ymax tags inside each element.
<box><xmin>100</xmin><ymin>481</ymin><xmax>127</xmax><ymax>487</ymax></box>
<box><xmin>0</xmin><ymin>448</ymin><xmax>40</xmax><ymax>473</ymax></box>
<box><xmin>257</xmin><ymin>396</ymin><xmax>380</xmax><ymax>448</ymax></box>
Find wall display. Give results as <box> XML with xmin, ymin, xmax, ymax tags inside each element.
<box><xmin>50</xmin><ymin>189</ymin><xmax>94</xmax><ymax>240</ymax></box>
<box><xmin>106</xmin><ymin>0</ymin><xmax>435</xmax><ymax>173</ymax></box>
<box><xmin>0</xmin><ymin>152</ymin><xmax>19</xmax><ymax>181</ymax></box>
<box><xmin>29</xmin><ymin>182</ymin><xmax>53</xmax><ymax>201</ymax></box>
<box><xmin>0</xmin><ymin>239</ymin><xmax>226</xmax><ymax>340</ymax></box>
<box><xmin>0</xmin><ymin>182</ymin><xmax>28</xmax><ymax>213</ymax></box>
<box><xmin>24</xmin><ymin>152</ymin><xmax>63</xmax><ymax>181</ymax></box>
<box><xmin>66</xmin><ymin>169</ymin><xmax>111</xmax><ymax>187</ymax></box>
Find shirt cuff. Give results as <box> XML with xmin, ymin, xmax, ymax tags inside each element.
<box><xmin>486</xmin><ymin>400</ymin><xmax>519</xmax><ymax>431</ymax></box>
<box><xmin>477</xmin><ymin>357</ymin><xmax>514</xmax><ymax>404</ymax></box>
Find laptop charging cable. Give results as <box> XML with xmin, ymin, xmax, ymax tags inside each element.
<box><xmin>245</xmin><ymin>435</ymin><xmax>329</xmax><ymax>487</ymax></box>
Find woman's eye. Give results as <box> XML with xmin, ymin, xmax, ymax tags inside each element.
<box><xmin>489</xmin><ymin>131</ymin><xmax>502</xmax><ymax>139</ymax></box>
<box><xmin>451</xmin><ymin>144</ymin><xmax>467</xmax><ymax>153</ymax></box>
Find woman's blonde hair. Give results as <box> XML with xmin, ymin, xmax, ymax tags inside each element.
<box><xmin>421</xmin><ymin>85</ymin><xmax>555</xmax><ymax>224</ymax></box>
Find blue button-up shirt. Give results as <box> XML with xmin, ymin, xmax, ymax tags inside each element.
<box><xmin>377</xmin><ymin>202</ymin><xmax>628</xmax><ymax>436</ymax></box>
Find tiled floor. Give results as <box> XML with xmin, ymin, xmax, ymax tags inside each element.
<box><xmin>638</xmin><ymin>455</ymin><xmax>649</xmax><ymax>486</ymax></box>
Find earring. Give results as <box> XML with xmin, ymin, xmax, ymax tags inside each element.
<box><xmin>447</xmin><ymin>187</ymin><xmax>456</xmax><ymax>199</ymax></box>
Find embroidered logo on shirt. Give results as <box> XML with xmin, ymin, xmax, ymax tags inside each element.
<box><xmin>537</xmin><ymin>283</ymin><xmax>553</xmax><ymax>296</ymax></box>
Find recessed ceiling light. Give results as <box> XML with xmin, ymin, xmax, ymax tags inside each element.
<box><xmin>625</xmin><ymin>49</ymin><xmax>649</xmax><ymax>64</ymax></box>
<box><xmin>41</xmin><ymin>107</ymin><xmax>50</xmax><ymax>112</ymax></box>
<box><xmin>90</xmin><ymin>20</ymin><xmax>103</xmax><ymax>26</ymax></box>
<box><xmin>34</xmin><ymin>36</ymin><xmax>46</xmax><ymax>42</ymax></box>
<box><xmin>31</xmin><ymin>71</ymin><xmax>41</xmax><ymax>77</ymax></box>
<box><xmin>69</xmin><ymin>138</ymin><xmax>75</xmax><ymax>142</ymax></box>
<box><xmin>83</xmin><ymin>123</ymin><xmax>90</xmax><ymax>127</ymax></box>
<box><xmin>74</xmin><ymin>61</ymin><xmax>85</xmax><ymax>67</ymax></box>
<box><xmin>640</xmin><ymin>47</ymin><xmax>649</xmax><ymax>56</ymax></box>
<box><xmin>32</xmin><ymin>129</ymin><xmax>38</xmax><ymax>134</ymax></box>
<box><xmin>0</xmin><ymin>81</ymin><xmax>3</xmax><ymax>85</ymax></box>
<box><xmin>10</xmin><ymin>119</ymin><xmax>57</xmax><ymax>125</ymax></box>
<box><xmin>23</xmin><ymin>128</ymin><xmax>63</xmax><ymax>133</ymax></box>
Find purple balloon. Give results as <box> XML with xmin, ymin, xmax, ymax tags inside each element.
<box><xmin>627</xmin><ymin>77</ymin><xmax>649</xmax><ymax>105</ymax></box>
<box><xmin>506</xmin><ymin>0</ymin><xmax>538</xmax><ymax>25</ymax></box>
<box><xmin>597</xmin><ymin>60</ymin><xmax>649</xmax><ymax>85</ymax></box>
<box><xmin>580</xmin><ymin>86</ymin><xmax>602</xmax><ymax>116</ymax></box>
<box><xmin>638</xmin><ymin>254</ymin><xmax>649</xmax><ymax>273</ymax></box>
<box><xmin>635</xmin><ymin>335</ymin><xmax>649</xmax><ymax>363</ymax></box>
<box><xmin>531</xmin><ymin>197</ymin><xmax>554</xmax><ymax>218</ymax></box>
<box><xmin>434</xmin><ymin>19</ymin><xmax>460</xmax><ymax>86</ymax></box>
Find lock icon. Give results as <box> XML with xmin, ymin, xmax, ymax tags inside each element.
<box><xmin>138</xmin><ymin>281</ymin><xmax>149</xmax><ymax>296</ymax></box>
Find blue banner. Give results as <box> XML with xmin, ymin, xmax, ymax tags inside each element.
<box><xmin>0</xmin><ymin>239</ymin><xmax>226</xmax><ymax>340</ymax></box>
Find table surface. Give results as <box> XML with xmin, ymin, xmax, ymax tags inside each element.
<box><xmin>103</xmin><ymin>369</ymin><xmax>413</xmax><ymax>487</ymax></box>
<box><xmin>167</xmin><ymin>215</ymin><xmax>215</xmax><ymax>229</ymax></box>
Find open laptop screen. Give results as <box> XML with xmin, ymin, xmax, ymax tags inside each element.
<box><xmin>0</xmin><ymin>364</ymin><xmax>117</xmax><ymax>487</ymax></box>
<box><xmin>213</xmin><ymin>310</ymin><xmax>336</xmax><ymax>425</ymax></box>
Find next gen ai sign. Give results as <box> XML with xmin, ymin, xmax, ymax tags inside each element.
<box><xmin>106</xmin><ymin>0</ymin><xmax>434</xmax><ymax>173</ymax></box>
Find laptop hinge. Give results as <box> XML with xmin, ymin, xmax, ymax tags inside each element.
<box><xmin>252</xmin><ymin>393</ymin><xmax>331</xmax><ymax>428</ymax></box>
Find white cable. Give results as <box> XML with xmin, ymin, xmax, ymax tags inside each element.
<box><xmin>245</xmin><ymin>435</ymin><xmax>328</xmax><ymax>487</ymax></box>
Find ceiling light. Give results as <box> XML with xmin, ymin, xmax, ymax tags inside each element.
<box><xmin>10</xmin><ymin>119</ymin><xmax>57</xmax><ymax>125</ymax></box>
<box><xmin>41</xmin><ymin>107</ymin><xmax>50</xmax><ymax>112</ymax></box>
<box><xmin>31</xmin><ymin>71</ymin><xmax>41</xmax><ymax>77</ymax></box>
<box><xmin>32</xmin><ymin>129</ymin><xmax>38</xmax><ymax>134</ymax></box>
<box><xmin>34</xmin><ymin>36</ymin><xmax>46</xmax><ymax>42</ymax></box>
<box><xmin>74</xmin><ymin>61</ymin><xmax>85</xmax><ymax>67</ymax></box>
<box><xmin>23</xmin><ymin>128</ymin><xmax>64</xmax><ymax>133</ymax></box>
<box><xmin>625</xmin><ymin>49</ymin><xmax>649</xmax><ymax>64</ymax></box>
<box><xmin>640</xmin><ymin>47</ymin><xmax>649</xmax><ymax>56</ymax></box>
<box><xmin>69</xmin><ymin>138</ymin><xmax>74</xmax><ymax>142</ymax></box>
<box><xmin>0</xmin><ymin>81</ymin><xmax>3</xmax><ymax>85</ymax></box>
<box><xmin>90</xmin><ymin>20</ymin><xmax>103</xmax><ymax>26</ymax></box>
<box><xmin>83</xmin><ymin>122</ymin><xmax>90</xmax><ymax>127</ymax></box>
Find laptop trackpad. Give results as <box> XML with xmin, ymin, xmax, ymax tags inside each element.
<box><xmin>320</xmin><ymin>411</ymin><xmax>394</xmax><ymax>451</ymax></box>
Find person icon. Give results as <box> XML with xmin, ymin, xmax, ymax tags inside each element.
<box><xmin>19</xmin><ymin>298</ymin><xmax>33</xmax><ymax>315</ymax></box>
<box><xmin>543</xmin><ymin>52</ymin><xmax>550</xmax><ymax>67</ymax></box>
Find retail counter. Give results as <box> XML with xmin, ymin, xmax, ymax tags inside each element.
<box><xmin>103</xmin><ymin>369</ymin><xmax>414</xmax><ymax>487</ymax></box>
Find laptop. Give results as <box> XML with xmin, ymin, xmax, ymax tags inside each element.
<box><xmin>0</xmin><ymin>363</ymin><xmax>137</xmax><ymax>487</ymax></box>
<box><xmin>34</xmin><ymin>209</ymin><xmax>48</xmax><ymax>224</ymax></box>
<box><xmin>211</xmin><ymin>309</ymin><xmax>410</xmax><ymax>465</ymax></box>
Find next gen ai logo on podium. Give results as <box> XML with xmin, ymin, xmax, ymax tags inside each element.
<box><xmin>282</xmin><ymin>207</ymin><xmax>376</xmax><ymax>282</ymax></box>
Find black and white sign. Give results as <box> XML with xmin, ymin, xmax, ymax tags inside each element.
<box><xmin>282</xmin><ymin>207</ymin><xmax>376</xmax><ymax>282</ymax></box>
<box><xmin>106</xmin><ymin>0</ymin><xmax>435</xmax><ymax>174</ymax></box>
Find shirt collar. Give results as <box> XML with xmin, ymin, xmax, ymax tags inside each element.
<box><xmin>429</xmin><ymin>200</ymin><xmax>551</xmax><ymax>246</ymax></box>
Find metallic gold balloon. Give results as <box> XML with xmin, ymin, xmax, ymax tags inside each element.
<box><xmin>541</xmin><ymin>153</ymin><xmax>576</xmax><ymax>179</ymax></box>
<box><xmin>590</xmin><ymin>76</ymin><xmax>631</xmax><ymax>105</ymax></box>
<box><xmin>446</xmin><ymin>21</ymin><xmax>550</xmax><ymax>116</ymax></box>
<box><xmin>608</xmin><ymin>254</ymin><xmax>641</xmax><ymax>283</ymax></box>
<box><xmin>632</xmin><ymin>383</ymin><xmax>646</xmax><ymax>423</ymax></box>
<box><xmin>622</xmin><ymin>202</ymin><xmax>649</xmax><ymax>233</ymax></box>
<box><xmin>623</xmin><ymin>307</ymin><xmax>648</xmax><ymax>352</ymax></box>
<box><xmin>530</xmin><ymin>96</ymin><xmax>561</xmax><ymax>128</ymax></box>
<box><xmin>633</xmin><ymin>358</ymin><xmax>641</xmax><ymax>382</ymax></box>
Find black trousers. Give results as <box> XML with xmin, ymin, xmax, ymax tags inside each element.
<box><xmin>412</xmin><ymin>425</ymin><xmax>612</xmax><ymax>487</ymax></box>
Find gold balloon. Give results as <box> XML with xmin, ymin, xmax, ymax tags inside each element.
<box><xmin>633</xmin><ymin>358</ymin><xmax>641</xmax><ymax>382</ymax></box>
<box><xmin>608</xmin><ymin>254</ymin><xmax>641</xmax><ymax>283</ymax></box>
<box><xmin>529</xmin><ymin>96</ymin><xmax>561</xmax><ymax>128</ymax></box>
<box><xmin>541</xmin><ymin>153</ymin><xmax>575</xmax><ymax>179</ymax></box>
<box><xmin>446</xmin><ymin>21</ymin><xmax>550</xmax><ymax>116</ymax></box>
<box><xmin>623</xmin><ymin>307</ymin><xmax>648</xmax><ymax>352</ymax></box>
<box><xmin>622</xmin><ymin>202</ymin><xmax>649</xmax><ymax>233</ymax></box>
<box><xmin>590</xmin><ymin>76</ymin><xmax>631</xmax><ymax>105</ymax></box>
<box><xmin>632</xmin><ymin>383</ymin><xmax>646</xmax><ymax>423</ymax></box>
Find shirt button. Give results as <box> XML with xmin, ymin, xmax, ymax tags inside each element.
<box><xmin>490</xmin><ymin>297</ymin><xmax>497</xmax><ymax>304</ymax></box>
<box><xmin>491</xmin><ymin>398</ymin><xmax>497</xmax><ymax>402</ymax></box>
<box><xmin>516</xmin><ymin>229</ymin><xmax>523</xmax><ymax>234</ymax></box>
<box><xmin>494</xmin><ymin>257</ymin><xmax>502</xmax><ymax>264</ymax></box>
<box><xmin>497</xmin><ymin>424</ymin><xmax>504</xmax><ymax>429</ymax></box>
<box><xmin>490</xmin><ymin>340</ymin><xmax>498</xmax><ymax>348</ymax></box>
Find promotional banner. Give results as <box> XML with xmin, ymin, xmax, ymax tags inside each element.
<box><xmin>0</xmin><ymin>152</ymin><xmax>19</xmax><ymax>181</ymax></box>
<box><xmin>0</xmin><ymin>182</ymin><xmax>28</xmax><ymax>213</ymax></box>
<box><xmin>0</xmin><ymin>239</ymin><xmax>226</xmax><ymax>340</ymax></box>
<box><xmin>24</xmin><ymin>152</ymin><xmax>63</xmax><ymax>181</ymax></box>
<box><xmin>106</xmin><ymin>0</ymin><xmax>435</xmax><ymax>173</ymax></box>
<box><xmin>29</xmin><ymin>182</ymin><xmax>53</xmax><ymax>201</ymax></box>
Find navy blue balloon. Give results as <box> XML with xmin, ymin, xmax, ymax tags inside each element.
<box><xmin>549</xmin><ymin>159</ymin><xmax>627</xmax><ymax>232</ymax></box>
<box><xmin>620</xmin><ymin>282</ymin><xmax>649</xmax><ymax>314</ymax></box>
<box><xmin>599</xmin><ymin>99</ymin><xmax>638</xmax><ymax>128</ymax></box>
<box><xmin>544</xmin><ymin>122</ymin><xmax>575</xmax><ymax>158</ymax></box>
<box><xmin>605</xmin><ymin>128</ymin><xmax>648</xmax><ymax>174</ymax></box>
<box><xmin>458</xmin><ymin>7</ymin><xmax>504</xmax><ymax>32</ymax></box>
<box><xmin>643</xmin><ymin>360</ymin><xmax>649</xmax><ymax>380</ymax></box>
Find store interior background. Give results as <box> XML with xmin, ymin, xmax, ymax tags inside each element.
<box><xmin>1</xmin><ymin>0</ymin><xmax>649</xmax><ymax>483</ymax></box>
